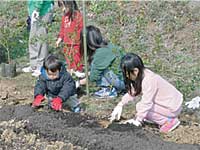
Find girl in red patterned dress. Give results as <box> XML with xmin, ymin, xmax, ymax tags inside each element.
<box><xmin>56</xmin><ymin>0</ymin><xmax>85</xmax><ymax>78</ymax></box>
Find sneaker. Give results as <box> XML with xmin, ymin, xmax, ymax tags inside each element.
<box><xmin>74</xmin><ymin>71</ymin><xmax>85</xmax><ymax>78</ymax></box>
<box><xmin>72</xmin><ymin>106</ymin><xmax>81</xmax><ymax>113</ymax></box>
<box><xmin>75</xmin><ymin>80</ymin><xmax>80</xmax><ymax>88</ymax></box>
<box><xmin>109</xmin><ymin>87</ymin><xmax>118</xmax><ymax>98</ymax></box>
<box><xmin>94</xmin><ymin>87</ymin><xmax>117</xmax><ymax>99</ymax></box>
<box><xmin>31</xmin><ymin>69</ymin><xmax>41</xmax><ymax>77</ymax></box>
<box><xmin>22</xmin><ymin>66</ymin><xmax>34</xmax><ymax>73</ymax></box>
<box><xmin>159</xmin><ymin>118</ymin><xmax>180</xmax><ymax>133</ymax></box>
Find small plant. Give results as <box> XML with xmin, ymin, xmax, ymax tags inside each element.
<box><xmin>0</xmin><ymin>24</ymin><xmax>17</xmax><ymax>77</ymax></box>
<box><xmin>0</xmin><ymin>1</ymin><xmax>27</xmax><ymax>77</ymax></box>
<box><xmin>0</xmin><ymin>1</ymin><xmax>27</xmax><ymax>63</ymax></box>
<box><xmin>0</xmin><ymin>24</ymin><xmax>12</xmax><ymax>64</ymax></box>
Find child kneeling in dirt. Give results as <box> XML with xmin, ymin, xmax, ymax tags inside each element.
<box><xmin>78</xmin><ymin>25</ymin><xmax>125</xmax><ymax>98</ymax></box>
<box><xmin>32</xmin><ymin>54</ymin><xmax>81</xmax><ymax>112</ymax></box>
<box><xmin>110</xmin><ymin>53</ymin><xmax>183</xmax><ymax>133</ymax></box>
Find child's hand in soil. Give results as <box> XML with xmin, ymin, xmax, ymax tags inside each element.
<box><xmin>122</xmin><ymin>119</ymin><xmax>142</xmax><ymax>127</ymax></box>
<box><xmin>110</xmin><ymin>102</ymin><xmax>123</xmax><ymax>122</ymax></box>
<box><xmin>51</xmin><ymin>97</ymin><xmax>62</xmax><ymax>111</ymax></box>
<box><xmin>32</xmin><ymin>95</ymin><xmax>45</xmax><ymax>107</ymax></box>
<box><xmin>185</xmin><ymin>96</ymin><xmax>200</xmax><ymax>109</ymax></box>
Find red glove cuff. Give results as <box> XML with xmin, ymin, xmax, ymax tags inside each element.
<box><xmin>35</xmin><ymin>95</ymin><xmax>44</xmax><ymax>101</ymax></box>
<box><xmin>53</xmin><ymin>97</ymin><xmax>62</xmax><ymax>102</ymax></box>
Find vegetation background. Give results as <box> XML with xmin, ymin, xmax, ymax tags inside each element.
<box><xmin>1</xmin><ymin>1</ymin><xmax>200</xmax><ymax>146</ymax></box>
<box><xmin>0</xmin><ymin>1</ymin><xmax>200</xmax><ymax>100</ymax></box>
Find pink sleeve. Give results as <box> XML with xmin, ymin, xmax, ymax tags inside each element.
<box><xmin>119</xmin><ymin>93</ymin><xmax>135</xmax><ymax>106</ymax></box>
<box><xmin>136</xmin><ymin>77</ymin><xmax>157</xmax><ymax>121</ymax></box>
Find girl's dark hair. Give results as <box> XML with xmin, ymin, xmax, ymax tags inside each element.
<box><xmin>120</xmin><ymin>53</ymin><xmax>145</xmax><ymax>96</ymax></box>
<box><xmin>58</xmin><ymin>0</ymin><xmax>79</xmax><ymax>21</ymax></box>
<box><xmin>80</xmin><ymin>25</ymin><xmax>108</xmax><ymax>64</ymax></box>
<box><xmin>43</xmin><ymin>55</ymin><xmax>62</xmax><ymax>72</ymax></box>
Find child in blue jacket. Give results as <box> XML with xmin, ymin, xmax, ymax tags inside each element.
<box><xmin>32</xmin><ymin>54</ymin><xmax>81</xmax><ymax>112</ymax></box>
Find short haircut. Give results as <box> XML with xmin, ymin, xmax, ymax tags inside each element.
<box><xmin>43</xmin><ymin>55</ymin><xmax>62</xmax><ymax>72</ymax></box>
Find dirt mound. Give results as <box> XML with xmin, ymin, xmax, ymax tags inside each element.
<box><xmin>0</xmin><ymin>105</ymin><xmax>199</xmax><ymax>150</ymax></box>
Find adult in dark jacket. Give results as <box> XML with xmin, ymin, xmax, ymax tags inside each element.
<box><xmin>32</xmin><ymin>54</ymin><xmax>80</xmax><ymax>112</ymax></box>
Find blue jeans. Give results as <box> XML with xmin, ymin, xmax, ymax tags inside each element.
<box><xmin>97</xmin><ymin>70</ymin><xmax>125</xmax><ymax>91</ymax></box>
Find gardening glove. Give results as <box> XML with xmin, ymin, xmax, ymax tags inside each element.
<box><xmin>32</xmin><ymin>95</ymin><xmax>45</xmax><ymax>107</ymax></box>
<box><xmin>122</xmin><ymin>119</ymin><xmax>142</xmax><ymax>127</ymax></box>
<box><xmin>185</xmin><ymin>96</ymin><xmax>200</xmax><ymax>109</ymax></box>
<box><xmin>110</xmin><ymin>102</ymin><xmax>123</xmax><ymax>122</ymax></box>
<box><xmin>31</xmin><ymin>10</ymin><xmax>39</xmax><ymax>24</ymax></box>
<box><xmin>51</xmin><ymin>97</ymin><xmax>62</xmax><ymax>111</ymax></box>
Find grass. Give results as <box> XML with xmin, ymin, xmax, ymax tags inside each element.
<box><xmin>1</xmin><ymin>1</ymin><xmax>200</xmax><ymax>100</ymax></box>
<box><xmin>86</xmin><ymin>1</ymin><xmax>200</xmax><ymax>100</ymax></box>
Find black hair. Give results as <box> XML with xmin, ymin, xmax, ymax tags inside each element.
<box><xmin>80</xmin><ymin>25</ymin><xmax>108</xmax><ymax>64</ymax></box>
<box><xmin>43</xmin><ymin>55</ymin><xmax>62</xmax><ymax>72</ymax></box>
<box><xmin>120</xmin><ymin>53</ymin><xmax>145</xmax><ymax>96</ymax></box>
<box><xmin>58</xmin><ymin>0</ymin><xmax>79</xmax><ymax>21</ymax></box>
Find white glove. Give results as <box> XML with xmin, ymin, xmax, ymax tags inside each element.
<box><xmin>75</xmin><ymin>80</ymin><xmax>80</xmax><ymax>88</ymax></box>
<box><xmin>185</xmin><ymin>96</ymin><xmax>200</xmax><ymax>109</ymax></box>
<box><xmin>122</xmin><ymin>119</ymin><xmax>142</xmax><ymax>127</ymax></box>
<box><xmin>74</xmin><ymin>71</ymin><xmax>86</xmax><ymax>78</ymax></box>
<box><xmin>110</xmin><ymin>103</ymin><xmax>123</xmax><ymax>122</ymax></box>
<box><xmin>31</xmin><ymin>10</ymin><xmax>39</xmax><ymax>24</ymax></box>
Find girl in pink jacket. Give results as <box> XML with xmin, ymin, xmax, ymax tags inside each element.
<box><xmin>110</xmin><ymin>53</ymin><xmax>183</xmax><ymax>133</ymax></box>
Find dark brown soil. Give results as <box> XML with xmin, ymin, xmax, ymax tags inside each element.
<box><xmin>0</xmin><ymin>104</ymin><xmax>199</xmax><ymax>150</ymax></box>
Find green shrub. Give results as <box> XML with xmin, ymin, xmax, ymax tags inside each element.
<box><xmin>0</xmin><ymin>1</ymin><xmax>28</xmax><ymax>63</ymax></box>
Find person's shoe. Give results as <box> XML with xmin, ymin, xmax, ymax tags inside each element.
<box><xmin>109</xmin><ymin>87</ymin><xmax>118</xmax><ymax>98</ymax></box>
<box><xmin>94</xmin><ymin>87</ymin><xmax>109</xmax><ymax>98</ymax></box>
<box><xmin>159</xmin><ymin>118</ymin><xmax>180</xmax><ymax>133</ymax></box>
<box><xmin>75</xmin><ymin>80</ymin><xmax>80</xmax><ymax>89</ymax></box>
<box><xmin>74</xmin><ymin>71</ymin><xmax>85</xmax><ymax>78</ymax></box>
<box><xmin>31</xmin><ymin>69</ymin><xmax>41</xmax><ymax>77</ymax></box>
<box><xmin>94</xmin><ymin>87</ymin><xmax>117</xmax><ymax>99</ymax></box>
<box><xmin>72</xmin><ymin>106</ymin><xmax>81</xmax><ymax>113</ymax></box>
<box><xmin>22</xmin><ymin>66</ymin><xmax>34</xmax><ymax>73</ymax></box>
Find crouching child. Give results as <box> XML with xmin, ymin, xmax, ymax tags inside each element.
<box><xmin>32</xmin><ymin>54</ymin><xmax>81</xmax><ymax>112</ymax></box>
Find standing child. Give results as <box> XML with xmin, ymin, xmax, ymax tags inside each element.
<box><xmin>110</xmin><ymin>53</ymin><xmax>183</xmax><ymax>133</ymax></box>
<box><xmin>32</xmin><ymin>54</ymin><xmax>81</xmax><ymax>112</ymax></box>
<box><xmin>78</xmin><ymin>25</ymin><xmax>125</xmax><ymax>98</ymax></box>
<box><xmin>56</xmin><ymin>0</ymin><xmax>84</xmax><ymax>78</ymax></box>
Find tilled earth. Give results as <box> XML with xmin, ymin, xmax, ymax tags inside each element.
<box><xmin>0</xmin><ymin>104</ymin><xmax>199</xmax><ymax>150</ymax></box>
<box><xmin>0</xmin><ymin>75</ymin><xmax>200</xmax><ymax>150</ymax></box>
<box><xmin>1</xmin><ymin>1</ymin><xmax>200</xmax><ymax>149</ymax></box>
